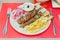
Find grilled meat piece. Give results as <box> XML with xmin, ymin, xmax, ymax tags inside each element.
<box><xmin>20</xmin><ymin>23</ymin><xmax>26</xmax><ymax>28</ymax></box>
<box><xmin>30</xmin><ymin>9</ymin><xmax>37</xmax><ymax>18</ymax></box>
<box><xmin>26</xmin><ymin>18</ymin><xmax>36</xmax><ymax>25</ymax></box>
<box><xmin>17</xmin><ymin>9</ymin><xmax>37</xmax><ymax>24</ymax></box>
<box><xmin>20</xmin><ymin>18</ymin><xmax>36</xmax><ymax>28</ymax></box>
<box><xmin>19</xmin><ymin>12</ymin><xmax>42</xmax><ymax>28</ymax></box>
<box><xmin>17</xmin><ymin>16</ymin><xmax>25</xmax><ymax>24</ymax></box>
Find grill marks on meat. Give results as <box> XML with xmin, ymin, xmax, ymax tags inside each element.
<box><xmin>17</xmin><ymin>7</ymin><xmax>43</xmax><ymax>28</ymax></box>
<box><xmin>17</xmin><ymin>12</ymin><xmax>31</xmax><ymax>24</ymax></box>
<box><xmin>20</xmin><ymin>18</ymin><xmax>36</xmax><ymax>28</ymax></box>
<box><xmin>17</xmin><ymin>9</ymin><xmax>37</xmax><ymax>24</ymax></box>
<box><xmin>30</xmin><ymin>9</ymin><xmax>37</xmax><ymax>18</ymax></box>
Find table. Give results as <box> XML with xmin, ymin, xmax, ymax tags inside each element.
<box><xmin>0</xmin><ymin>1</ymin><xmax>60</xmax><ymax>38</ymax></box>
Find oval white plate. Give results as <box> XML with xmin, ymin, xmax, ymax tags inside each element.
<box><xmin>10</xmin><ymin>3</ymin><xmax>51</xmax><ymax>35</ymax></box>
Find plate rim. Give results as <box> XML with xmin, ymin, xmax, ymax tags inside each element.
<box><xmin>10</xmin><ymin>17</ymin><xmax>51</xmax><ymax>35</ymax></box>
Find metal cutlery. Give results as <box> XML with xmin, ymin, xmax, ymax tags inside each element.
<box><xmin>3</xmin><ymin>8</ymin><xmax>16</xmax><ymax>35</ymax></box>
<box><xmin>3</xmin><ymin>8</ymin><xmax>11</xmax><ymax>35</ymax></box>
<box><xmin>50</xmin><ymin>8</ymin><xmax>57</xmax><ymax>36</ymax></box>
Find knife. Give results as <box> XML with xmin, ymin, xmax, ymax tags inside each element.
<box><xmin>50</xmin><ymin>8</ymin><xmax>57</xmax><ymax>36</ymax></box>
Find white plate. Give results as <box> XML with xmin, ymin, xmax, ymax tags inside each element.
<box><xmin>10</xmin><ymin>3</ymin><xmax>51</xmax><ymax>35</ymax></box>
<box><xmin>52</xmin><ymin>0</ymin><xmax>60</xmax><ymax>8</ymax></box>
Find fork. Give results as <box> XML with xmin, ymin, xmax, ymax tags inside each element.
<box><xmin>50</xmin><ymin>8</ymin><xmax>57</xmax><ymax>36</ymax></box>
<box><xmin>3</xmin><ymin>8</ymin><xmax>16</xmax><ymax>35</ymax></box>
<box><xmin>3</xmin><ymin>8</ymin><xmax>11</xmax><ymax>35</ymax></box>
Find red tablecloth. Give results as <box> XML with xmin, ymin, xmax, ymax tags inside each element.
<box><xmin>0</xmin><ymin>1</ymin><xmax>60</xmax><ymax>38</ymax></box>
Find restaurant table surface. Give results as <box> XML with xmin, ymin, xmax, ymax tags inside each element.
<box><xmin>0</xmin><ymin>1</ymin><xmax>60</xmax><ymax>38</ymax></box>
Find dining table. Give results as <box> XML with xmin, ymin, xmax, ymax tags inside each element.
<box><xmin>0</xmin><ymin>0</ymin><xmax>60</xmax><ymax>38</ymax></box>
